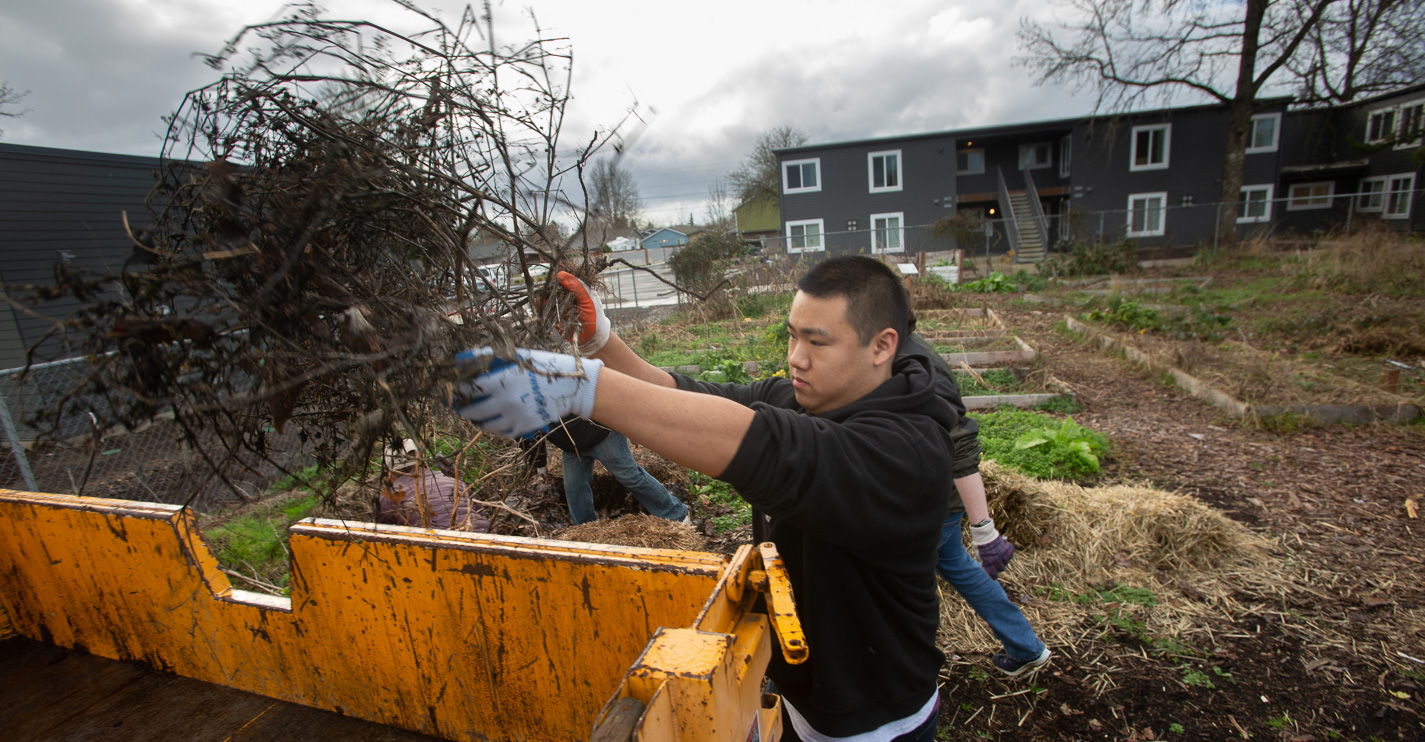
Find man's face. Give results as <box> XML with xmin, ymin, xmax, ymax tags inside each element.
<box><xmin>784</xmin><ymin>291</ymin><xmax>894</xmax><ymax>415</ymax></box>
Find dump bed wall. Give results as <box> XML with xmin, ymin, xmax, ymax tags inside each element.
<box><xmin>0</xmin><ymin>491</ymin><xmax>725</xmax><ymax>741</ymax></box>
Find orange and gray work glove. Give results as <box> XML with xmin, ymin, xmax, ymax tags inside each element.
<box><xmin>970</xmin><ymin>518</ymin><xmax>1015</xmax><ymax>580</ymax></box>
<box><xmin>555</xmin><ymin>271</ymin><xmax>610</xmax><ymax>355</ymax></box>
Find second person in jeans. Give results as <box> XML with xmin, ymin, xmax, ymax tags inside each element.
<box><xmin>545</xmin><ymin>415</ymin><xmax>689</xmax><ymax>526</ymax></box>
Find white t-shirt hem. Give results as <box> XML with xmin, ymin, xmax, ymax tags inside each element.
<box><xmin>782</xmin><ymin>691</ymin><xmax>938</xmax><ymax>742</ymax></box>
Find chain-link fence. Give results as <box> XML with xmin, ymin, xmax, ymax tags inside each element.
<box><xmin>0</xmin><ymin>357</ymin><xmax>314</xmax><ymax>510</ymax></box>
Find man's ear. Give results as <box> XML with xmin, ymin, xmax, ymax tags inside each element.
<box><xmin>870</xmin><ymin>328</ymin><xmax>899</xmax><ymax>367</ymax></box>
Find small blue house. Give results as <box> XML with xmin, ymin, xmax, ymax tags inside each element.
<box><xmin>638</xmin><ymin>223</ymin><xmax>703</xmax><ymax>250</ymax></box>
<box><xmin>640</xmin><ymin>227</ymin><xmax>688</xmax><ymax>250</ymax></box>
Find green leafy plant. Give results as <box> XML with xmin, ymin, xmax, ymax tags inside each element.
<box><xmin>1084</xmin><ymin>297</ymin><xmax>1160</xmax><ymax>333</ymax></box>
<box><xmin>690</xmin><ymin>471</ymin><xmax>750</xmax><ymax>533</ymax></box>
<box><xmin>1181</xmin><ymin>668</ymin><xmax>1215</xmax><ymax>688</ymax></box>
<box><xmin>975</xmin><ymin>408</ymin><xmax>1110</xmax><ymax>481</ymax></box>
<box><xmin>699</xmin><ymin>358</ymin><xmax>752</xmax><ymax>385</ymax></box>
<box><xmin>1034</xmin><ymin>395</ymin><xmax>1081</xmax><ymax>414</ymax></box>
<box><xmin>1012</xmin><ymin>419</ymin><xmax>1105</xmax><ymax>478</ymax></box>
<box><xmin>1169</xmin><ymin>722</ymin><xmax>1185</xmax><ymax>734</ymax></box>
<box><xmin>958</xmin><ymin>271</ymin><xmax>1016</xmax><ymax>293</ymax></box>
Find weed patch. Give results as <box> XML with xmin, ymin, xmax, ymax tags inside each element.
<box><xmin>975</xmin><ymin>408</ymin><xmax>1109</xmax><ymax>480</ymax></box>
<box><xmin>202</xmin><ymin>490</ymin><xmax>323</xmax><ymax>594</ymax></box>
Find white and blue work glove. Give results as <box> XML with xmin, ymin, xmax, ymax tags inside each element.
<box><xmin>452</xmin><ymin>347</ymin><xmax>602</xmax><ymax>439</ymax></box>
<box><xmin>970</xmin><ymin>518</ymin><xmax>1015</xmax><ymax>580</ymax></box>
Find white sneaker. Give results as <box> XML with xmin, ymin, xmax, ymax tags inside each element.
<box><xmin>679</xmin><ymin>513</ymin><xmax>693</xmax><ymax>526</ymax></box>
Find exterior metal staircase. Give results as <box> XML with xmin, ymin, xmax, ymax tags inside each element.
<box><xmin>1009</xmin><ymin>192</ymin><xmax>1046</xmax><ymax>263</ymax></box>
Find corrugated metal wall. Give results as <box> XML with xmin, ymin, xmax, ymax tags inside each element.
<box><xmin>0</xmin><ymin>143</ymin><xmax>160</xmax><ymax>368</ymax></box>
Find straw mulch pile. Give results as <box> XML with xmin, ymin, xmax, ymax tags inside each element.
<box><xmin>554</xmin><ymin>513</ymin><xmax>708</xmax><ymax>552</ymax></box>
<box><xmin>938</xmin><ymin>462</ymin><xmax>1287</xmax><ymax>668</ymax></box>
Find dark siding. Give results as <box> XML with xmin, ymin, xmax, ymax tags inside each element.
<box><xmin>779</xmin><ymin>136</ymin><xmax>959</xmax><ymax>258</ymax></box>
<box><xmin>0</xmin><ymin>143</ymin><xmax>162</xmax><ymax>367</ymax></box>
<box><xmin>1070</xmin><ymin>108</ymin><xmax>1238</xmax><ymax>247</ymax></box>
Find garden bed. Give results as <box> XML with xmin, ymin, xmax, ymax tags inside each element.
<box><xmin>1064</xmin><ymin>315</ymin><xmax>1421</xmax><ymax>424</ymax></box>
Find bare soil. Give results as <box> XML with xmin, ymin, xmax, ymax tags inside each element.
<box><xmin>924</xmin><ymin>297</ymin><xmax>1425</xmax><ymax>741</ymax></box>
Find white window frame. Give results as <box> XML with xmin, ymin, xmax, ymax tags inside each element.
<box><xmin>957</xmin><ymin>148</ymin><xmax>984</xmax><ymax>175</ymax></box>
<box><xmin>1397</xmin><ymin>100</ymin><xmax>1424</xmax><ymax>148</ymax></box>
<box><xmin>1287</xmin><ymin>182</ymin><xmax>1334</xmax><ymax>211</ymax></box>
<box><xmin>1238</xmin><ymin>185</ymin><xmax>1273</xmax><ymax>223</ymax></box>
<box><xmin>1385</xmin><ymin>173</ymin><xmax>1416</xmax><ymax>220</ymax></box>
<box><xmin>1126</xmin><ymin>192</ymin><xmax>1167</xmax><ymax>237</ymax></box>
<box><xmin>1019</xmin><ymin>142</ymin><xmax>1052</xmax><ymax>170</ymax></box>
<box><xmin>1246</xmin><ymin>112</ymin><xmax>1281</xmax><ymax>154</ymax></box>
<box><xmin>1130</xmin><ymin>124</ymin><xmax>1171</xmax><ymax>171</ymax></box>
<box><xmin>1059</xmin><ymin>136</ymin><xmax>1071</xmax><ymax>178</ymax></box>
<box><xmin>868</xmin><ymin>150</ymin><xmax>903</xmax><ymax>193</ymax></box>
<box><xmin>1357</xmin><ymin>176</ymin><xmax>1387</xmax><ymax>212</ymax></box>
<box><xmin>782</xmin><ymin>158</ymin><xmax>822</xmax><ymax>195</ymax></box>
<box><xmin>785</xmin><ymin>218</ymin><xmax>825</xmax><ymax>254</ymax></box>
<box><xmin>869</xmin><ymin>212</ymin><xmax>905</xmax><ymax>254</ymax></box>
<box><xmin>1366</xmin><ymin>108</ymin><xmax>1397</xmax><ymax>144</ymax></box>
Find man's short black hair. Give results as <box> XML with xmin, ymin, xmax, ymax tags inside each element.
<box><xmin>797</xmin><ymin>255</ymin><xmax>911</xmax><ymax>346</ymax></box>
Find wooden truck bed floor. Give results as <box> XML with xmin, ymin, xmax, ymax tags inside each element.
<box><xmin>0</xmin><ymin>637</ymin><xmax>446</xmax><ymax>741</ymax></box>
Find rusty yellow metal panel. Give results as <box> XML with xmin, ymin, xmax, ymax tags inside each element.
<box><xmin>0</xmin><ymin>490</ymin><xmax>726</xmax><ymax>741</ymax></box>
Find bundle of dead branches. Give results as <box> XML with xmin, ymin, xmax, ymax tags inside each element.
<box><xmin>17</xmin><ymin>1</ymin><xmax>631</xmax><ymax>499</ymax></box>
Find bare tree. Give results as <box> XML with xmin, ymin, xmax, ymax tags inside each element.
<box><xmin>1018</xmin><ymin>0</ymin><xmax>1425</xmax><ymax>247</ymax></box>
<box><xmin>727</xmin><ymin>126</ymin><xmax>808</xmax><ymax>204</ymax></box>
<box><xmin>586</xmin><ymin>158</ymin><xmax>641</xmax><ymax>231</ymax></box>
<box><xmin>1288</xmin><ymin>0</ymin><xmax>1425</xmax><ymax>105</ymax></box>
<box><xmin>0</xmin><ymin>82</ymin><xmax>29</xmax><ymax>139</ymax></box>
<box><xmin>703</xmin><ymin>176</ymin><xmax>735</xmax><ymax>230</ymax></box>
<box><xmin>12</xmin><ymin>1</ymin><xmax>639</xmax><ymax>500</ymax></box>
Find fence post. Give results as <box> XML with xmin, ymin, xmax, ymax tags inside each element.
<box><xmin>0</xmin><ymin>386</ymin><xmax>38</xmax><ymax>492</ymax></box>
<box><xmin>1212</xmin><ymin>201</ymin><xmax>1221</xmax><ymax>255</ymax></box>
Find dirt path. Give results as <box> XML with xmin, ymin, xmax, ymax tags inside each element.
<box><xmin>933</xmin><ymin>298</ymin><xmax>1425</xmax><ymax>741</ymax></box>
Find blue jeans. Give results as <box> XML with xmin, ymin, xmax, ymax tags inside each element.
<box><xmin>936</xmin><ymin>512</ymin><xmax>1046</xmax><ymax>663</ymax></box>
<box><xmin>561</xmin><ymin>431</ymin><xmax>688</xmax><ymax>525</ymax></box>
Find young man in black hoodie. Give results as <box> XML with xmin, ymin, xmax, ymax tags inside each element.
<box><xmin>453</xmin><ymin>255</ymin><xmax>957</xmax><ymax>741</ymax></box>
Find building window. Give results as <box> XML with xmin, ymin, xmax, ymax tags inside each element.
<box><xmin>1130</xmin><ymin>124</ymin><xmax>1170</xmax><ymax>171</ymax></box>
<box><xmin>1059</xmin><ymin>136</ymin><xmax>1071</xmax><ymax>178</ymax></box>
<box><xmin>1127</xmin><ymin>192</ymin><xmax>1167</xmax><ymax>237</ymax></box>
<box><xmin>1358</xmin><ymin>177</ymin><xmax>1386</xmax><ymax>212</ymax></box>
<box><xmin>1019</xmin><ymin>143</ymin><xmax>1051</xmax><ymax>170</ymax></box>
<box><xmin>1287</xmin><ymin>182</ymin><xmax>1334</xmax><ymax>210</ymax></box>
<box><xmin>1367</xmin><ymin>108</ymin><xmax>1397</xmax><ymax>143</ymax></box>
<box><xmin>868</xmin><ymin>150</ymin><xmax>902</xmax><ymax>193</ymax></box>
<box><xmin>1246</xmin><ymin>113</ymin><xmax>1280</xmax><ymax>153</ymax></box>
<box><xmin>1398</xmin><ymin>101</ymin><xmax>1424</xmax><ymax>146</ymax></box>
<box><xmin>783</xmin><ymin>158</ymin><xmax>821</xmax><ymax>194</ymax></box>
<box><xmin>786</xmin><ymin>218</ymin><xmax>825</xmax><ymax>253</ymax></box>
<box><xmin>870</xmin><ymin>212</ymin><xmax>904</xmax><ymax>253</ymax></box>
<box><xmin>1385</xmin><ymin>173</ymin><xmax>1415</xmax><ymax>219</ymax></box>
<box><xmin>1239</xmin><ymin>185</ymin><xmax>1273</xmax><ymax>223</ymax></box>
<box><xmin>957</xmin><ymin>148</ymin><xmax>984</xmax><ymax>175</ymax></box>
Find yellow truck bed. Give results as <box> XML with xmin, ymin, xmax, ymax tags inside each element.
<box><xmin>0</xmin><ymin>490</ymin><xmax>796</xmax><ymax>741</ymax></box>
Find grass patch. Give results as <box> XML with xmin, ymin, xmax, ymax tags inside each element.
<box><xmin>202</xmin><ymin>490</ymin><xmax>323</xmax><ymax>594</ymax></box>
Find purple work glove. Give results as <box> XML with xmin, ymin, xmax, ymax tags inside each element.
<box><xmin>970</xmin><ymin>518</ymin><xmax>1015</xmax><ymax>580</ymax></box>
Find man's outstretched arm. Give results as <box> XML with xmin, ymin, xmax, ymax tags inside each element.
<box><xmin>452</xmin><ymin>347</ymin><xmax>752</xmax><ymax>478</ymax></box>
<box><xmin>593</xmin><ymin>367</ymin><xmax>753</xmax><ymax>476</ymax></box>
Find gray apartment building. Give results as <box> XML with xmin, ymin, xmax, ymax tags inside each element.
<box><xmin>773</xmin><ymin>82</ymin><xmax>1423</xmax><ymax>261</ymax></box>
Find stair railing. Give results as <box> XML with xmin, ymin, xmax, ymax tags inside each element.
<box><xmin>995</xmin><ymin>167</ymin><xmax>1020</xmax><ymax>251</ymax></box>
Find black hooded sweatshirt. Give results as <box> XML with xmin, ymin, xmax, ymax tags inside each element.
<box><xmin>673</xmin><ymin>340</ymin><xmax>957</xmax><ymax>737</ymax></box>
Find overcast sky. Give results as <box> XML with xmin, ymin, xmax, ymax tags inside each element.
<box><xmin>0</xmin><ymin>0</ymin><xmax>1112</xmax><ymax>226</ymax></box>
